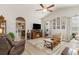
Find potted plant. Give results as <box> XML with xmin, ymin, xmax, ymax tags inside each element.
<box><xmin>8</xmin><ymin>32</ymin><xmax>15</xmax><ymax>41</ymax></box>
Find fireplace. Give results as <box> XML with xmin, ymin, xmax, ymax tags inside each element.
<box><xmin>31</xmin><ymin>29</ymin><xmax>42</xmax><ymax>39</ymax></box>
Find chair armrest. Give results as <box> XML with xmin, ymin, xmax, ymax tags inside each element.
<box><xmin>9</xmin><ymin>40</ymin><xmax>25</xmax><ymax>55</ymax></box>
<box><xmin>13</xmin><ymin>40</ymin><xmax>25</xmax><ymax>48</ymax></box>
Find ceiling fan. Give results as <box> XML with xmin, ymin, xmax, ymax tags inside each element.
<box><xmin>36</xmin><ymin>4</ymin><xmax>55</xmax><ymax>12</ymax></box>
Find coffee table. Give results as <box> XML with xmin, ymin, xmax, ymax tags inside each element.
<box><xmin>44</xmin><ymin>39</ymin><xmax>53</xmax><ymax>50</ymax></box>
<box><xmin>61</xmin><ymin>47</ymin><xmax>79</xmax><ymax>55</ymax></box>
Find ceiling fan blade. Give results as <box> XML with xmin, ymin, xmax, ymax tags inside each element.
<box><xmin>48</xmin><ymin>10</ymin><xmax>53</xmax><ymax>12</ymax></box>
<box><xmin>47</xmin><ymin>4</ymin><xmax>55</xmax><ymax>8</ymax></box>
<box><xmin>40</xmin><ymin>4</ymin><xmax>44</xmax><ymax>8</ymax></box>
<box><xmin>35</xmin><ymin>9</ymin><xmax>43</xmax><ymax>11</ymax></box>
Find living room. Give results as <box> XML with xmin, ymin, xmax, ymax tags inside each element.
<box><xmin>1</xmin><ymin>1</ymin><xmax>79</xmax><ymax>59</ymax></box>
<box><xmin>26</xmin><ymin>4</ymin><xmax>79</xmax><ymax>55</ymax></box>
<box><xmin>0</xmin><ymin>4</ymin><xmax>79</xmax><ymax>55</ymax></box>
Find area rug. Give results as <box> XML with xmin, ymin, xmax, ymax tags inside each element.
<box><xmin>28</xmin><ymin>38</ymin><xmax>68</xmax><ymax>55</ymax></box>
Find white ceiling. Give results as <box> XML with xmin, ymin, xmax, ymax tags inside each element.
<box><xmin>0</xmin><ymin>4</ymin><xmax>78</xmax><ymax>19</ymax></box>
<box><xmin>23</xmin><ymin>4</ymin><xmax>79</xmax><ymax>18</ymax></box>
<box><xmin>18</xmin><ymin>4</ymin><xmax>78</xmax><ymax>11</ymax></box>
<box><xmin>21</xmin><ymin>4</ymin><xmax>79</xmax><ymax>18</ymax></box>
<box><xmin>24</xmin><ymin>4</ymin><xmax>79</xmax><ymax>18</ymax></box>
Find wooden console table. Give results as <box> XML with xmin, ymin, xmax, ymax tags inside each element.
<box><xmin>31</xmin><ymin>30</ymin><xmax>42</xmax><ymax>39</ymax></box>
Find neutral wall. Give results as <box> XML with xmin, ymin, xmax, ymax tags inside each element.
<box><xmin>41</xmin><ymin>5</ymin><xmax>79</xmax><ymax>41</ymax></box>
<box><xmin>0</xmin><ymin>5</ymin><xmax>42</xmax><ymax>38</ymax></box>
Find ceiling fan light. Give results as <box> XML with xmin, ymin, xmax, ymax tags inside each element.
<box><xmin>43</xmin><ymin>8</ymin><xmax>47</xmax><ymax>12</ymax></box>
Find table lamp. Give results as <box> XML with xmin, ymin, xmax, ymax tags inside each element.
<box><xmin>0</xmin><ymin>28</ymin><xmax>3</xmax><ymax>34</ymax></box>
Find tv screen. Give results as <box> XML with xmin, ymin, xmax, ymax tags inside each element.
<box><xmin>33</xmin><ymin>24</ymin><xmax>41</xmax><ymax>29</ymax></box>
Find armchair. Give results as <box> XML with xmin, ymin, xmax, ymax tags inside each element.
<box><xmin>0</xmin><ymin>35</ymin><xmax>25</xmax><ymax>55</ymax></box>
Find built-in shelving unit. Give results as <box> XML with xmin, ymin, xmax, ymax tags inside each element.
<box><xmin>42</xmin><ymin>16</ymin><xmax>70</xmax><ymax>41</ymax></box>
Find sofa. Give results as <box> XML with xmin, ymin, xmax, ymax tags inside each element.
<box><xmin>0</xmin><ymin>35</ymin><xmax>25</xmax><ymax>55</ymax></box>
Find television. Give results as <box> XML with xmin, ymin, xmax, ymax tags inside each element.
<box><xmin>33</xmin><ymin>24</ymin><xmax>41</xmax><ymax>29</ymax></box>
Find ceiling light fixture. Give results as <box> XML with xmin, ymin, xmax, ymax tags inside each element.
<box><xmin>35</xmin><ymin>4</ymin><xmax>55</xmax><ymax>12</ymax></box>
<box><xmin>43</xmin><ymin>8</ymin><xmax>47</xmax><ymax>12</ymax></box>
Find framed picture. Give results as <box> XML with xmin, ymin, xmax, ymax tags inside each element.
<box><xmin>62</xmin><ymin>25</ymin><xmax>65</xmax><ymax>29</ymax></box>
<box><xmin>57</xmin><ymin>26</ymin><xmax>60</xmax><ymax>29</ymax></box>
<box><xmin>61</xmin><ymin>17</ymin><xmax>66</xmax><ymax>29</ymax></box>
<box><xmin>53</xmin><ymin>26</ymin><xmax>56</xmax><ymax>29</ymax></box>
<box><xmin>53</xmin><ymin>19</ymin><xmax>56</xmax><ymax>29</ymax></box>
<box><xmin>53</xmin><ymin>19</ymin><xmax>56</xmax><ymax>25</ymax></box>
<box><xmin>57</xmin><ymin>17</ymin><xmax>60</xmax><ymax>29</ymax></box>
<box><xmin>57</xmin><ymin>17</ymin><xmax>60</xmax><ymax>25</ymax></box>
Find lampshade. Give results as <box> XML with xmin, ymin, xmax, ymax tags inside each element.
<box><xmin>0</xmin><ymin>28</ymin><xmax>3</xmax><ymax>34</ymax></box>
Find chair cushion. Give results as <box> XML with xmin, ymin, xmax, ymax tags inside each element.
<box><xmin>0</xmin><ymin>36</ymin><xmax>12</xmax><ymax>55</ymax></box>
<box><xmin>3</xmin><ymin>35</ymin><xmax>14</xmax><ymax>47</ymax></box>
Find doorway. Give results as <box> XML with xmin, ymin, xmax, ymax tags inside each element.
<box><xmin>16</xmin><ymin>17</ymin><xmax>26</xmax><ymax>39</ymax></box>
